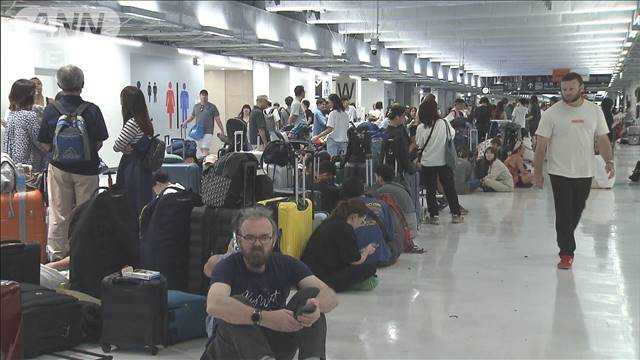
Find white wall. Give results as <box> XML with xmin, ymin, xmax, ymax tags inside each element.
<box><xmin>361</xmin><ymin>81</ymin><xmax>385</xmax><ymax>114</ymax></box>
<box><xmin>252</xmin><ymin>61</ymin><xmax>269</xmax><ymax>103</ymax></box>
<box><xmin>269</xmin><ymin>67</ymin><xmax>290</xmax><ymax>106</ymax></box>
<box><xmin>289</xmin><ymin>67</ymin><xmax>316</xmax><ymax>106</ymax></box>
<box><xmin>0</xmin><ymin>17</ymin><xmax>205</xmax><ymax>167</ymax></box>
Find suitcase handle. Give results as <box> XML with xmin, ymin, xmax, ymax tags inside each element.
<box><xmin>0</xmin><ymin>240</ymin><xmax>25</xmax><ymax>249</ymax></box>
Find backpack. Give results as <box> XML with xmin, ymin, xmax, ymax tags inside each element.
<box><xmin>345</xmin><ymin>126</ymin><xmax>371</xmax><ymax>163</ymax></box>
<box><xmin>262</xmin><ymin>140</ymin><xmax>294</xmax><ymax>167</ymax></box>
<box><xmin>201</xmin><ymin>152</ymin><xmax>258</xmax><ymax>208</ymax></box>
<box><xmin>500</xmin><ymin>122</ymin><xmax>521</xmax><ymax>160</ymax></box>
<box><xmin>1</xmin><ymin>152</ymin><xmax>16</xmax><ymax>193</ymax></box>
<box><xmin>51</xmin><ymin>101</ymin><xmax>92</xmax><ymax>164</ymax></box>
<box><xmin>378</xmin><ymin>193</ymin><xmax>416</xmax><ymax>253</ymax></box>
<box><xmin>450</xmin><ymin>110</ymin><xmax>468</xmax><ymax>129</ymax></box>
<box><xmin>144</xmin><ymin>135</ymin><xmax>166</xmax><ymax>172</ymax></box>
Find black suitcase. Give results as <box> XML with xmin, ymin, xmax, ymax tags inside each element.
<box><xmin>68</xmin><ymin>187</ymin><xmax>139</xmax><ymax>299</ymax></box>
<box><xmin>21</xmin><ymin>284</ymin><xmax>83</xmax><ymax>358</ymax></box>
<box><xmin>100</xmin><ymin>273</ymin><xmax>168</xmax><ymax>355</ymax></box>
<box><xmin>188</xmin><ymin>207</ymin><xmax>241</xmax><ymax>295</ymax></box>
<box><xmin>139</xmin><ymin>187</ymin><xmax>202</xmax><ymax>291</ymax></box>
<box><xmin>1</xmin><ymin>241</ymin><xmax>40</xmax><ymax>285</ymax></box>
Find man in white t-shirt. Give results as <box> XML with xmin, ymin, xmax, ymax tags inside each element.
<box><xmin>288</xmin><ymin>86</ymin><xmax>306</xmax><ymax>126</ymax></box>
<box><xmin>511</xmin><ymin>98</ymin><xmax>529</xmax><ymax>136</ymax></box>
<box><xmin>533</xmin><ymin>72</ymin><xmax>613</xmax><ymax>270</ymax></box>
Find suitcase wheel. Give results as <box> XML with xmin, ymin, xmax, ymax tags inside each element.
<box><xmin>101</xmin><ymin>343</ymin><xmax>112</xmax><ymax>353</ymax></box>
<box><xmin>145</xmin><ymin>345</ymin><xmax>159</xmax><ymax>356</ymax></box>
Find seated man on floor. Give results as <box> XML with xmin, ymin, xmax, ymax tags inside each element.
<box><xmin>302</xmin><ymin>198</ymin><xmax>378</xmax><ymax>292</ymax></box>
<box><xmin>374</xmin><ymin>164</ymin><xmax>419</xmax><ymax>239</ymax></box>
<box><xmin>204</xmin><ymin>207</ymin><xmax>338</xmax><ymax>360</ymax></box>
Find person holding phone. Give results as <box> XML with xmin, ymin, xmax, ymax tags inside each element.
<box><xmin>302</xmin><ymin>198</ymin><xmax>379</xmax><ymax>292</ymax></box>
<box><xmin>204</xmin><ymin>207</ymin><xmax>337</xmax><ymax>360</ymax></box>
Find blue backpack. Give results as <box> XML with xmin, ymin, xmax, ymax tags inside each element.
<box><xmin>52</xmin><ymin>101</ymin><xmax>92</xmax><ymax>164</ymax></box>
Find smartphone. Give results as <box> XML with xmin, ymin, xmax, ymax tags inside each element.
<box><xmin>294</xmin><ymin>304</ymin><xmax>317</xmax><ymax>318</ymax></box>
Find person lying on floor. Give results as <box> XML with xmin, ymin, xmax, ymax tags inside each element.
<box><xmin>203</xmin><ymin>207</ymin><xmax>338</xmax><ymax>360</ymax></box>
<box><xmin>301</xmin><ymin>198</ymin><xmax>378</xmax><ymax>292</ymax></box>
<box><xmin>479</xmin><ymin>147</ymin><xmax>513</xmax><ymax>192</ymax></box>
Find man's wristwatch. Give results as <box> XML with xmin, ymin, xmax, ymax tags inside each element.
<box><xmin>251</xmin><ymin>308</ymin><xmax>262</xmax><ymax>325</ymax></box>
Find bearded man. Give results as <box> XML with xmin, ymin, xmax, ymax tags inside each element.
<box><xmin>203</xmin><ymin>207</ymin><xmax>338</xmax><ymax>360</ymax></box>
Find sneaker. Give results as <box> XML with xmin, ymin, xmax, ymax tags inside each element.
<box><xmin>425</xmin><ymin>216</ymin><xmax>440</xmax><ymax>225</ymax></box>
<box><xmin>557</xmin><ymin>255</ymin><xmax>574</xmax><ymax>269</ymax></box>
<box><xmin>459</xmin><ymin>206</ymin><xmax>469</xmax><ymax>215</ymax></box>
<box><xmin>452</xmin><ymin>215</ymin><xmax>464</xmax><ymax>224</ymax></box>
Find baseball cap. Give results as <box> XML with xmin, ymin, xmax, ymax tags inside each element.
<box><xmin>256</xmin><ymin>95</ymin><xmax>269</xmax><ymax>102</ymax></box>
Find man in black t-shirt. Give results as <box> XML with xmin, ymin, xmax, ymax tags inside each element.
<box><xmin>474</xmin><ymin>97</ymin><xmax>492</xmax><ymax>141</ymax></box>
<box><xmin>204</xmin><ymin>207</ymin><xmax>337</xmax><ymax>360</ymax></box>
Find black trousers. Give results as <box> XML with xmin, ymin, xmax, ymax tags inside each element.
<box><xmin>204</xmin><ymin>288</ymin><xmax>326</xmax><ymax>360</ymax></box>
<box><xmin>321</xmin><ymin>262</ymin><xmax>377</xmax><ymax>293</ymax></box>
<box><xmin>549</xmin><ymin>175</ymin><xmax>592</xmax><ymax>257</ymax></box>
<box><xmin>477</xmin><ymin>122</ymin><xmax>489</xmax><ymax>142</ymax></box>
<box><xmin>421</xmin><ymin>165</ymin><xmax>461</xmax><ymax>216</ymax></box>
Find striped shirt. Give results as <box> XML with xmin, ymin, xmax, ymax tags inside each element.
<box><xmin>113</xmin><ymin>118</ymin><xmax>144</xmax><ymax>152</ymax></box>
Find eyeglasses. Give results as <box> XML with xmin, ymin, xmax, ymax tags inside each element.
<box><xmin>237</xmin><ymin>234</ymin><xmax>273</xmax><ymax>244</ymax></box>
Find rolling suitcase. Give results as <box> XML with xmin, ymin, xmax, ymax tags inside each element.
<box><xmin>21</xmin><ymin>284</ymin><xmax>83</xmax><ymax>358</ymax></box>
<box><xmin>100</xmin><ymin>273</ymin><xmax>169</xmax><ymax>356</ymax></box>
<box><xmin>0</xmin><ymin>190</ymin><xmax>47</xmax><ymax>263</ymax></box>
<box><xmin>167</xmin><ymin>290</ymin><xmax>207</xmax><ymax>344</ymax></box>
<box><xmin>1</xmin><ymin>240</ymin><xmax>40</xmax><ymax>285</ymax></box>
<box><xmin>160</xmin><ymin>163</ymin><xmax>202</xmax><ymax>194</ymax></box>
<box><xmin>139</xmin><ymin>187</ymin><xmax>203</xmax><ymax>291</ymax></box>
<box><xmin>188</xmin><ymin>206</ymin><xmax>242</xmax><ymax>295</ymax></box>
<box><xmin>1</xmin><ymin>281</ymin><xmax>23</xmax><ymax>360</ymax></box>
<box><xmin>259</xmin><ymin>154</ymin><xmax>313</xmax><ymax>259</ymax></box>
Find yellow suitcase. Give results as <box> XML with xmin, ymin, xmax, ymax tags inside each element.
<box><xmin>258</xmin><ymin>153</ymin><xmax>312</xmax><ymax>259</ymax></box>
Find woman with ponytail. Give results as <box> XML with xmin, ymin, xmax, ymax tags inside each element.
<box><xmin>301</xmin><ymin>198</ymin><xmax>379</xmax><ymax>292</ymax></box>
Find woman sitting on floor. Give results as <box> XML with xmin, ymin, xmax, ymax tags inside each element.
<box><xmin>301</xmin><ymin>198</ymin><xmax>378</xmax><ymax>292</ymax></box>
<box><xmin>480</xmin><ymin>147</ymin><xmax>513</xmax><ymax>192</ymax></box>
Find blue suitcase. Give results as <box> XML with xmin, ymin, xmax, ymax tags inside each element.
<box><xmin>168</xmin><ymin>290</ymin><xmax>207</xmax><ymax>344</ymax></box>
<box><xmin>161</xmin><ymin>163</ymin><xmax>202</xmax><ymax>194</ymax></box>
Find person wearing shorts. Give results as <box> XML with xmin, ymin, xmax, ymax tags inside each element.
<box><xmin>181</xmin><ymin>89</ymin><xmax>223</xmax><ymax>157</ymax></box>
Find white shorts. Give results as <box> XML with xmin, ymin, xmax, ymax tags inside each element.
<box><xmin>196</xmin><ymin>133</ymin><xmax>214</xmax><ymax>150</ymax></box>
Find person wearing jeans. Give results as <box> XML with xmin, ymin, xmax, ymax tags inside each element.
<box><xmin>533</xmin><ymin>72</ymin><xmax>613</xmax><ymax>270</ymax></box>
<box><xmin>204</xmin><ymin>207</ymin><xmax>338</xmax><ymax>359</ymax></box>
<box><xmin>313</xmin><ymin>94</ymin><xmax>349</xmax><ymax>157</ymax></box>
<box><xmin>415</xmin><ymin>98</ymin><xmax>464</xmax><ymax>225</ymax></box>
<box><xmin>37</xmin><ymin>65</ymin><xmax>108</xmax><ymax>260</ymax></box>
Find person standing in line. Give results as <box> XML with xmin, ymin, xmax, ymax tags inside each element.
<box><xmin>4</xmin><ymin>79</ymin><xmax>49</xmax><ymax>173</ymax></box>
<box><xmin>249</xmin><ymin>95</ymin><xmax>270</xmax><ymax>149</ymax></box>
<box><xmin>181</xmin><ymin>89</ymin><xmax>223</xmax><ymax>158</ymax></box>
<box><xmin>288</xmin><ymin>86</ymin><xmax>306</xmax><ymax>126</ymax></box>
<box><xmin>533</xmin><ymin>72</ymin><xmax>613</xmax><ymax>270</ymax></box>
<box><xmin>474</xmin><ymin>97</ymin><xmax>492</xmax><ymax>141</ymax></box>
<box><xmin>415</xmin><ymin>99</ymin><xmax>464</xmax><ymax>225</ymax></box>
<box><xmin>37</xmin><ymin>65</ymin><xmax>109</xmax><ymax>260</ymax></box>
<box><xmin>341</xmin><ymin>96</ymin><xmax>359</xmax><ymax>124</ymax></box>
<box><xmin>113</xmin><ymin>86</ymin><xmax>155</xmax><ymax>217</ymax></box>
<box><xmin>312</xmin><ymin>94</ymin><xmax>349</xmax><ymax>157</ymax></box>
<box><xmin>312</xmin><ymin>98</ymin><xmax>327</xmax><ymax>137</ymax></box>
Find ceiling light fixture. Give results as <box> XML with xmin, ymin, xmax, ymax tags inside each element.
<box><xmin>368</xmin><ymin>78</ymin><xmax>378</xmax><ymax>82</ymax></box>
<box><xmin>349</xmin><ymin>75</ymin><xmax>361</xmax><ymax>80</ymax></box>
<box><xmin>109</xmin><ymin>37</ymin><xmax>143</xmax><ymax>47</ymax></box>
<box><xmin>259</xmin><ymin>39</ymin><xmax>284</xmax><ymax>49</ymax></box>
<box><xmin>384</xmin><ymin>80</ymin><xmax>392</xmax><ymax>84</ymax></box>
<box><xmin>201</xmin><ymin>26</ymin><xmax>233</xmax><ymax>38</ymax></box>
<box><xmin>269</xmin><ymin>62</ymin><xmax>286</xmax><ymax>69</ymax></box>
<box><xmin>328</xmin><ymin>72</ymin><xmax>340</xmax><ymax>77</ymax></box>
<box><xmin>120</xmin><ymin>5</ymin><xmax>166</xmax><ymax>20</ymax></box>
<box><xmin>177</xmin><ymin>48</ymin><xmax>203</xmax><ymax>57</ymax></box>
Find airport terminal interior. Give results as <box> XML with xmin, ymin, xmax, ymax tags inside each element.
<box><xmin>0</xmin><ymin>1</ymin><xmax>638</xmax><ymax>359</ymax></box>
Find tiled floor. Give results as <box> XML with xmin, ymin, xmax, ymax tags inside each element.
<box><xmin>43</xmin><ymin>145</ymin><xmax>639</xmax><ymax>359</ymax></box>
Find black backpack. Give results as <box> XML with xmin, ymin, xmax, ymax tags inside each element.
<box><xmin>139</xmin><ymin>187</ymin><xmax>202</xmax><ymax>291</ymax></box>
<box><xmin>345</xmin><ymin>126</ymin><xmax>371</xmax><ymax>163</ymax></box>
<box><xmin>262</xmin><ymin>140</ymin><xmax>294</xmax><ymax>167</ymax></box>
<box><xmin>144</xmin><ymin>134</ymin><xmax>166</xmax><ymax>171</ymax></box>
<box><xmin>201</xmin><ymin>152</ymin><xmax>258</xmax><ymax>208</ymax></box>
